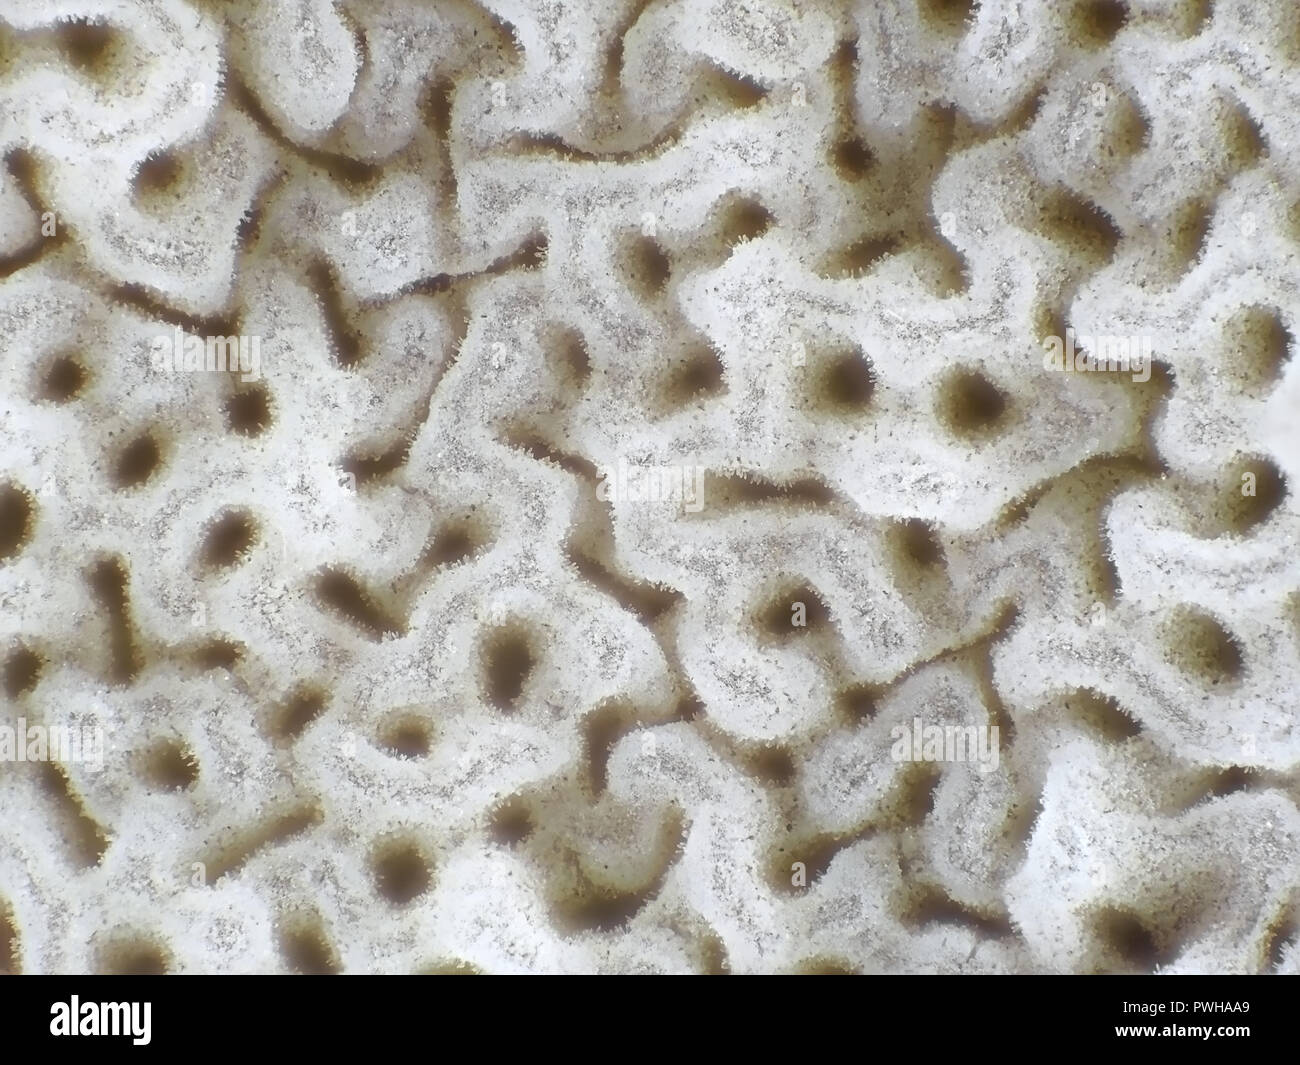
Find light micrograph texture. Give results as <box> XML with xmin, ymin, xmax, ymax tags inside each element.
<box><xmin>1</xmin><ymin>0</ymin><xmax>1298</xmax><ymax>975</ymax></box>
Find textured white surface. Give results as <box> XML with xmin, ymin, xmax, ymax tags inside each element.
<box><xmin>0</xmin><ymin>0</ymin><xmax>1298</xmax><ymax>973</ymax></box>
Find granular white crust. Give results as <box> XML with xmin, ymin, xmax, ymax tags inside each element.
<box><xmin>0</xmin><ymin>0</ymin><xmax>1297</xmax><ymax>974</ymax></box>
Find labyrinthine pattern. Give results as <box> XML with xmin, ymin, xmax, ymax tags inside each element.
<box><xmin>0</xmin><ymin>0</ymin><xmax>1298</xmax><ymax>973</ymax></box>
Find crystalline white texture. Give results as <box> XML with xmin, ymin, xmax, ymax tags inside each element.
<box><xmin>0</xmin><ymin>0</ymin><xmax>1297</xmax><ymax>974</ymax></box>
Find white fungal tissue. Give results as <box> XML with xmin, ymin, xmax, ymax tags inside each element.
<box><xmin>0</xmin><ymin>0</ymin><xmax>1297</xmax><ymax>974</ymax></box>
